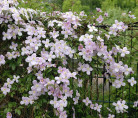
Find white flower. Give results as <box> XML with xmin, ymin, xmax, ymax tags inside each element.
<box><xmin>87</xmin><ymin>25</ymin><xmax>98</xmax><ymax>32</ymax></box>
<box><xmin>1</xmin><ymin>86</ymin><xmax>10</xmax><ymax>95</ymax></box>
<box><xmin>55</xmin><ymin>77</ymin><xmax>63</xmax><ymax>84</ymax></box>
<box><xmin>97</xmin><ymin>36</ymin><xmax>104</xmax><ymax>42</ymax></box>
<box><xmin>42</xmin><ymin>39</ymin><xmax>51</xmax><ymax>48</ymax></box>
<box><xmin>78</xmin><ymin>79</ymin><xmax>83</xmax><ymax>87</ymax></box>
<box><xmin>113</xmin><ymin>100</ymin><xmax>128</xmax><ymax>113</ymax></box>
<box><xmin>85</xmin><ymin>64</ymin><xmax>93</xmax><ymax>75</ymax></box>
<box><xmin>0</xmin><ymin>55</ymin><xmax>5</xmax><ymax>66</ymax></box>
<box><xmin>5</xmin><ymin>78</ymin><xmax>14</xmax><ymax>88</ymax></box>
<box><xmin>48</xmin><ymin>21</ymin><xmax>54</xmax><ymax>27</ymax></box>
<box><xmin>128</xmin><ymin>77</ymin><xmax>137</xmax><ymax>86</ymax></box>
<box><xmin>124</xmin><ymin>65</ymin><xmax>132</xmax><ymax>75</ymax></box>
<box><xmin>120</xmin><ymin>47</ymin><xmax>130</xmax><ymax>57</ymax></box>
<box><xmin>108</xmin><ymin>114</ymin><xmax>115</xmax><ymax>118</ymax></box>
<box><xmin>73</xmin><ymin>97</ymin><xmax>79</xmax><ymax>104</ymax></box>
<box><xmin>2</xmin><ymin>32</ymin><xmax>11</xmax><ymax>40</ymax></box>
<box><xmin>9</xmin><ymin>42</ymin><xmax>18</xmax><ymax>50</ymax></box>
<box><xmin>90</xmin><ymin>103</ymin><xmax>94</xmax><ymax>109</ymax></box>
<box><xmin>83</xmin><ymin>97</ymin><xmax>91</xmax><ymax>106</ymax></box>
<box><xmin>112</xmin><ymin>79</ymin><xmax>126</xmax><ymax>88</ymax></box>
<box><xmin>47</xmin><ymin>52</ymin><xmax>56</xmax><ymax>62</ymax></box>
<box><xmin>133</xmin><ymin>101</ymin><xmax>138</xmax><ymax>107</ymax></box>
<box><xmin>58</xmin><ymin>100</ymin><xmax>67</xmax><ymax>111</ymax></box>
<box><xmin>50</xmin><ymin>97</ymin><xmax>58</xmax><ymax>108</ymax></box>
<box><xmin>79</xmin><ymin>35</ymin><xmax>86</xmax><ymax>42</ymax></box>
<box><xmin>94</xmin><ymin>103</ymin><xmax>102</xmax><ymax>112</ymax></box>
<box><xmin>13</xmin><ymin>75</ymin><xmax>20</xmax><ymax>83</ymax></box>
<box><xmin>78</xmin><ymin>63</ymin><xmax>93</xmax><ymax>75</ymax></box>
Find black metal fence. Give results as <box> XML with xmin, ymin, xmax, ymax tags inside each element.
<box><xmin>72</xmin><ymin>22</ymin><xmax>138</xmax><ymax>118</ymax></box>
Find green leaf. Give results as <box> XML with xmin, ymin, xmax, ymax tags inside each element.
<box><xmin>8</xmin><ymin>103</ymin><xmax>13</xmax><ymax>108</ymax></box>
<box><xmin>18</xmin><ymin>106</ymin><xmax>24</xmax><ymax>109</ymax></box>
<box><xmin>15</xmin><ymin>109</ymin><xmax>21</xmax><ymax>115</ymax></box>
<box><xmin>17</xmin><ymin>56</ymin><xmax>22</xmax><ymax>65</ymax></box>
<box><xmin>4</xmin><ymin>108</ymin><xmax>11</xmax><ymax>113</ymax></box>
<box><xmin>3</xmin><ymin>70</ymin><xmax>11</xmax><ymax>77</ymax></box>
<box><xmin>11</xmin><ymin>64</ymin><xmax>16</xmax><ymax>71</ymax></box>
<box><xmin>86</xmin><ymin>116</ymin><xmax>92</xmax><ymax>118</ymax></box>
<box><xmin>46</xmin><ymin>68</ymin><xmax>52</xmax><ymax>74</ymax></box>
<box><xmin>78</xmin><ymin>109</ymin><xmax>83</xmax><ymax>113</ymax></box>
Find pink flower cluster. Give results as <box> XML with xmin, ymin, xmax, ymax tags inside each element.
<box><xmin>0</xmin><ymin>1</ymin><xmax>137</xmax><ymax>118</ymax></box>
<box><xmin>78</xmin><ymin>63</ymin><xmax>93</xmax><ymax>75</ymax></box>
<box><xmin>1</xmin><ymin>75</ymin><xmax>20</xmax><ymax>95</ymax></box>
<box><xmin>83</xmin><ymin>97</ymin><xmax>102</xmax><ymax>113</ymax></box>
<box><xmin>109</xmin><ymin>20</ymin><xmax>128</xmax><ymax>36</ymax></box>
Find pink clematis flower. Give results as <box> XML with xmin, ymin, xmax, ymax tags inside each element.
<box><xmin>96</xmin><ymin>15</ymin><xmax>103</xmax><ymax>23</ymax></box>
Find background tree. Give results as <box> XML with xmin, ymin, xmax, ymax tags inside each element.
<box><xmin>81</xmin><ymin>0</ymin><xmax>102</xmax><ymax>11</ymax></box>
<box><xmin>18</xmin><ymin>0</ymin><xmax>53</xmax><ymax>12</ymax></box>
<box><xmin>102</xmin><ymin>0</ymin><xmax>137</xmax><ymax>11</ymax></box>
<box><xmin>62</xmin><ymin>0</ymin><xmax>82</xmax><ymax>13</ymax></box>
<box><xmin>46</xmin><ymin>0</ymin><xmax>64</xmax><ymax>11</ymax></box>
